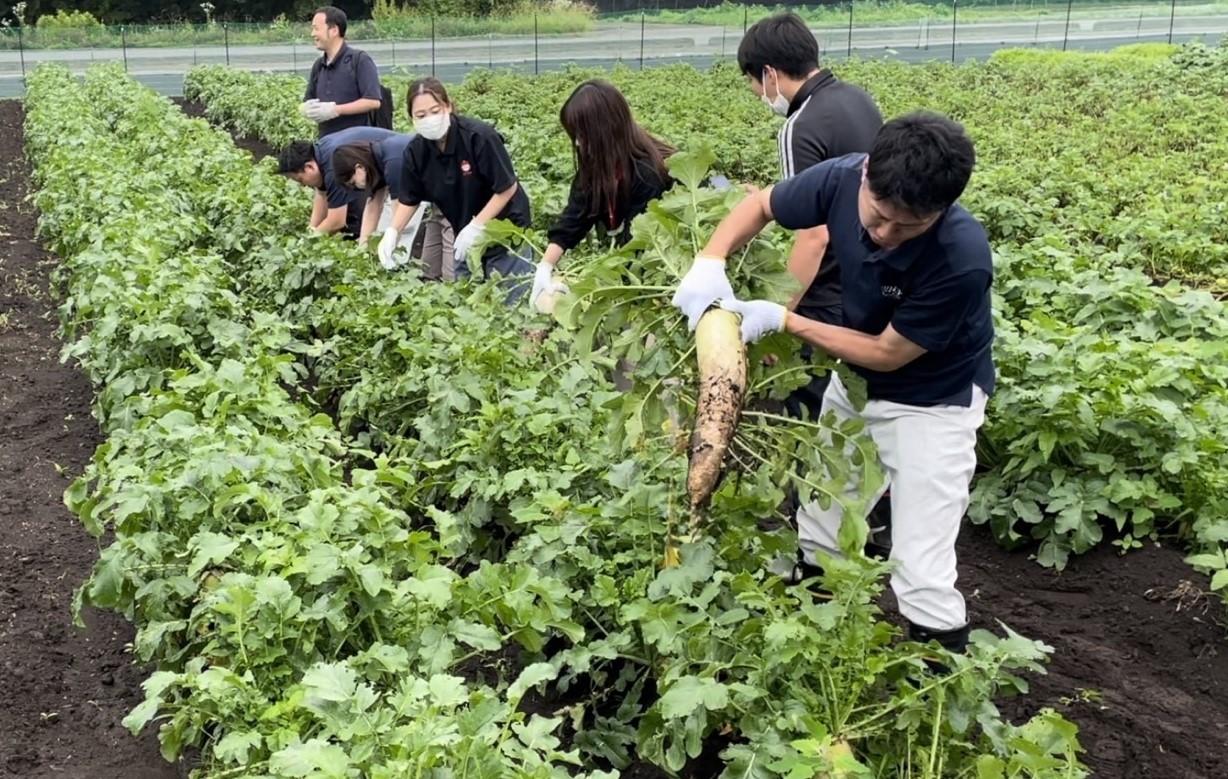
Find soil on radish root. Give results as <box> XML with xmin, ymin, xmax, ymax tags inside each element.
<box><xmin>0</xmin><ymin>100</ymin><xmax>184</xmax><ymax>778</ymax></box>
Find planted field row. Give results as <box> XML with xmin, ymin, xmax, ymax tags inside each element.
<box><xmin>30</xmin><ymin>62</ymin><xmax>1086</xmax><ymax>777</ymax></box>
<box><xmin>183</xmin><ymin>45</ymin><xmax>1228</xmax><ymax>584</ymax></box>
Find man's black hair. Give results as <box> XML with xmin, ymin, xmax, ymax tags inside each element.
<box><xmin>866</xmin><ymin>112</ymin><xmax>976</xmax><ymax>216</ymax></box>
<box><xmin>276</xmin><ymin>141</ymin><xmax>317</xmax><ymax>176</ymax></box>
<box><xmin>314</xmin><ymin>6</ymin><xmax>347</xmax><ymax>37</ymax></box>
<box><xmin>737</xmin><ymin>12</ymin><xmax>820</xmax><ymax>80</ymax></box>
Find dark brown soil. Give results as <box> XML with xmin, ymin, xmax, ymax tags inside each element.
<box><xmin>172</xmin><ymin>97</ymin><xmax>277</xmax><ymax>161</ymax></box>
<box><xmin>0</xmin><ymin>101</ymin><xmax>184</xmax><ymax>778</ymax></box>
<box><xmin>960</xmin><ymin>524</ymin><xmax>1228</xmax><ymax>778</ymax></box>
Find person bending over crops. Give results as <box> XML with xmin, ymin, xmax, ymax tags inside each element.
<box><xmin>379</xmin><ymin>77</ymin><xmax>534</xmax><ymax>297</ymax></box>
<box><xmin>332</xmin><ymin>138</ymin><xmax>454</xmax><ymax>278</ymax></box>
<box><xmin>276</xmin><ymin>125</ymin><xmax>398</xmax><ymax>238</ymax></box>
<box><xmin>672</xmin><ymin>112</ymin><xmax>994</xmax><ymax>654</ymax></box>
<box><xmin>530</xmin><ymin>79</ymin><xmax>676</xmax><ymax>311</ymax></box>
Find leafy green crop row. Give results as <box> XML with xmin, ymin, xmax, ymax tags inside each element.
<box><xmin>184</xmin><ymin>43</ymin><xmax>1228</xmax><ymax>587</ymax></box>
<box><xmin>31</xmin><ymin>62</ymin><xmax>1086</xmax><ymax>777</ymax></box>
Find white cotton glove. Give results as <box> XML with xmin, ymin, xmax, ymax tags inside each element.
<box><xmin>719</xmin><ymin>298</ymin><xmax>788</xmax><ymax>344</ymax></box>
<box><xmin>302</xmin><ymin>100</ymin><xmax>339</xmax><ymax>122</ymax></box>
<box><xmin>453</xmin><ymin>221</ymin><xmax>486</xmax><ymax>265</ymax></box>
<box><xmin>298</xmin><ymin>99</ymin><xmax>319</xmax><ymax>120</ymax></box>
<box><xmin>671</xmin><ymin>255</ymin><xmax>734</xmax><ymax>331</ymax></box>
<box><xmin>377</xmin><ymin>227</ymin><xmax>401</xmax><ymax>270</ymax></box>
<box><xmin>529</xmin><ymin>260</ymin><xmax>569</xmax><ymax>309</ymax></box>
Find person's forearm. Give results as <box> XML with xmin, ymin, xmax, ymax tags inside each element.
<box><xmin>700</xmin><ymin>187</ymin><xmax>774</xmax><ymax>260</ymax></box>
<box><xmin>337</xmin><ymin>98</ymin><xmax>380</xmax><ymax>116</ymax></box>
<box><xmin>784</xmin><ymin>313</ymin><xmax>911</xmax><ymax>372</ymax></box>
<box><xmin>313</xmin><ymin>207</ymin><xmax>348</xmax><ymax>235</ymax></box>
<box><xmin>786</xmin><ymin>226</ymin><xmax>829</xmax><ymax>310</ymax></box>
<box><xmin>542</xmin><ymin>242</ymin><xmax>565</xmax><ymax>268</ymax></box>
<box><xmin>359</xmin><ymin>197</ymin><xmax>382</xmax><ymax>242</ymax></box>
<box><xmin>474</xmin><ymin>184</ymin><xmax>517</xmax><ymax>225</ymax></box>
<box><xmin>309</xmin><ymin>193</ymin><xmax>328</xmax><ymax>229</ymax></box>
<box><xmin>390</xmin><ymin>201</ymin><xmax>419</xmax><ymax>232</ymax></box>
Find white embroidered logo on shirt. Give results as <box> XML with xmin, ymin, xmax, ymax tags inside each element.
<box><xmin>881</xmin><ymin>285</ymin><xmax>903</xmax><ymax>300</ymax></box>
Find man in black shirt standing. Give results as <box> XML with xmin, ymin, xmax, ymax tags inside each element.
<box><xmin>301</xmin><ymin>6</ymin><xmax>383</xmax><ymax>137</ymax></box>
<box><xmin>301</xmin><ymin>6</ymin><xmax>384</xmax><ymax>238</ymax></box>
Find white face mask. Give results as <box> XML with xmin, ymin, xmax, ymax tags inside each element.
<box><xmin>761</xmin><ymin>69</ymin><xmax>790</xmax><ymax>117</ymax></box>
<box><xmin>414</xmin><ymin>111</ymin><xmax>451</xmax><ymax>141</ymax></box>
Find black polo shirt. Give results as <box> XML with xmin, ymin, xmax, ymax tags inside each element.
<box><xmin>315</xmin><ymin>126</ymin><xmax>397</xmax><ymax>209</ymax></box>
<box><xmin>779</xmin><ymin>70</ymin><xmax>883</xmax><ymax>325</ymax></box>
<box><xmin>770</xmin><ymin>153</ymin><xmax>995</xmax><ymax>407</ymax></box>
<box><xmin>398</xmin><ymin>114</ymin><xmax>532</xmax><ymax>236</ymax></box>
<box><xmin>304</xmin><ymin>43</ymin><xmax>383</xmax><ymax>137</ymax></box>
<box><xmin>547</xmin><ymin>156</ymin><xmax>672</xmax><ymax>250</ymax></box>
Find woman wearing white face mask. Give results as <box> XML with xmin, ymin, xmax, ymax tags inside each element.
<box><xmin>380</xmin><ymin>77</ymin><xmax>534</xmax><ymax>296</ymax></box>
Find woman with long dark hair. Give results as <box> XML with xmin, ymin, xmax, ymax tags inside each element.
<box><xmin>379</xmin><ymin>77</ymin><xmax>534</xmax><ymax>289</ymax></box>
<box><xmin>532</xmin><ymin>80</ymin><xmax>675</xmax><ymax>308</ymax></box>
<box><xmin>332</xmin><ymin>139</ymin><xmax>452</xmax><ymax>278</ymax></box>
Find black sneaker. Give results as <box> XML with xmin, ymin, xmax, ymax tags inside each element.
<box><xmin>864</xmin><ymin>492</ymin><xmax>893</xmax><ymax>560</ymax></box>
<box><xmin>907</xmin><ymin>621</ymin><xmax>970</xmax><ymax>654</ymax></box>
<box><xmin>782</xmin><ymin>552</ymin><xmax>832</xmax><ymax>598</ymax></box>
<box><xmin>907</xmin><ymin>621</ymin><xmax>970</xmax><ymax>674</ymax></box>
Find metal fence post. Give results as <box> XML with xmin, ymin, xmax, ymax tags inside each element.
<box><xmin>1168</xmin><ymin>0</ymin><xmax>1177</xmax><ymax>45</ymax></box>
<box><xmin>639</xmin><ymin>12</ymin><xmax>645</xmax><ymax>70</ymax></box>
<box><xmin>17</xmin><ymin>24</ymin><xmax>25</xmax><ymax>86</ymax></box>
<box><xmin>431</xmin><ymin>16</ymin><xmax>436</xmax><ymax>75</ymax></box>
<box><xmin>121</xmin><ymin>26</ymin><xmax>128</xmax><ymax>71</ymax></box>
<box><xmin>389</xmin><ymin>39</ymin><xmax>394</xmax><ymax>68</ymax></box>
<box><xmin>950</xmin><ymin>0</ymin><xmax>957</xmax><ymax>63</ymax></box>
<box><xmin>224</xmin><ymin>23</ymin><xmax>230</xmax><ymax>66</ymax></box>
<box><xmin>743</xmin><ymin>5</ymin><xmax>748</xmax><ymax>33</ymax></box>
<box><xmin>1062</xmin><ymin>0</ymin><xmax>1073</xmax><ymax>51</ymax></box>
<box><xmin>534</xmin><ymin>14</ymin><xmax>539</xmax><ymax>75</ymax></box>
<box><xmin>847</xmin><ymin>2</ymin><xmax>853</xmax><ymax>59</ymax></box>
<box><xmin>488</xmin><ymin>33</ymin><xmax>493</xmax><ymax>70</ymax></box>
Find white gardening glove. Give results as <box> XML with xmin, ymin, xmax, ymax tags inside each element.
<box><xmin>530</xmin><ymin>261</ymin><xmax>560</xmax><ymax>307</ymax></box>
<box><xmin>719</xmin><ymin>298</ymin><xmax>788</xmax><ymax>344</ymax></box>
<box><xmin>299</xmin><ymin>99</ymin><xmax>319</xmax><ymax>120</ymax></box>
<box><xmin>453</xmin><ymin>221</ymin><xmax>486</xmax><ymax>266</ymax></box>
<box><xmin>671</xmin><ymin>255</ymin><xmax>734</xmax><ymax>331</ymax></box>
<box><xmin>303</xmin><ymin>100</ymin><xmax>339</xmax><ymax>122</ymax></box>
<box><xmin>377</xmin><ymin>227</ymin><xmax>401</xmax><ymax>270</ymax></box>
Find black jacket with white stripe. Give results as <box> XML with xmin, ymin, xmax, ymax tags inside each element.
<box><xmin>779</xmin><ymin>70</ymin><xmax>883</xmax><ymax>323</ymax></box>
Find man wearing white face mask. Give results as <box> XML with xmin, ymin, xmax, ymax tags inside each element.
<box><xmin>736</xmin><ymin>12</ymin><xmax>883</xmax><ymax>341</ymax></box>
<box><xmin>724</xmin><ymin>11</ymin><xmax>887</xmax><ymax>565</ymax></box>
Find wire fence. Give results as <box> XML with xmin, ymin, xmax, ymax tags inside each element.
<box><xmin>0</xmin><ymin>1</ymin><xmax>1224</xmax><ymax>96</ymax></box>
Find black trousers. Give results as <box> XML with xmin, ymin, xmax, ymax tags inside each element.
<box><xmin>343</xmin><ymin>192</ymin><xmax>367</xmax><ymax>239</ymax></box>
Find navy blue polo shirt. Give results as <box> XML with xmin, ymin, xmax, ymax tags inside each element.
<box><xmin>371</xmin><ymin>133</ymin><xmax>414</xmax><ymax>202</ymax></box>
<box><xmin>315</xmin><ymin>126</ymin><xmax>398</xmax><ymax>209</ymax></box>
<box><xmin>304</xmin><ymin>43</ymin><xmax>383</xmax><ymax>137</ymax></box>
<box><xmin>770</xmin><ymin>153</ymin><xmax>995</xmax><ymax>407</ymax></box>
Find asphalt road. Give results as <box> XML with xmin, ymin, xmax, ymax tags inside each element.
<box><xmin>0</xmin><ymin>14</ymin><xmax>1223</xmax><ymax>98</ymax></box>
